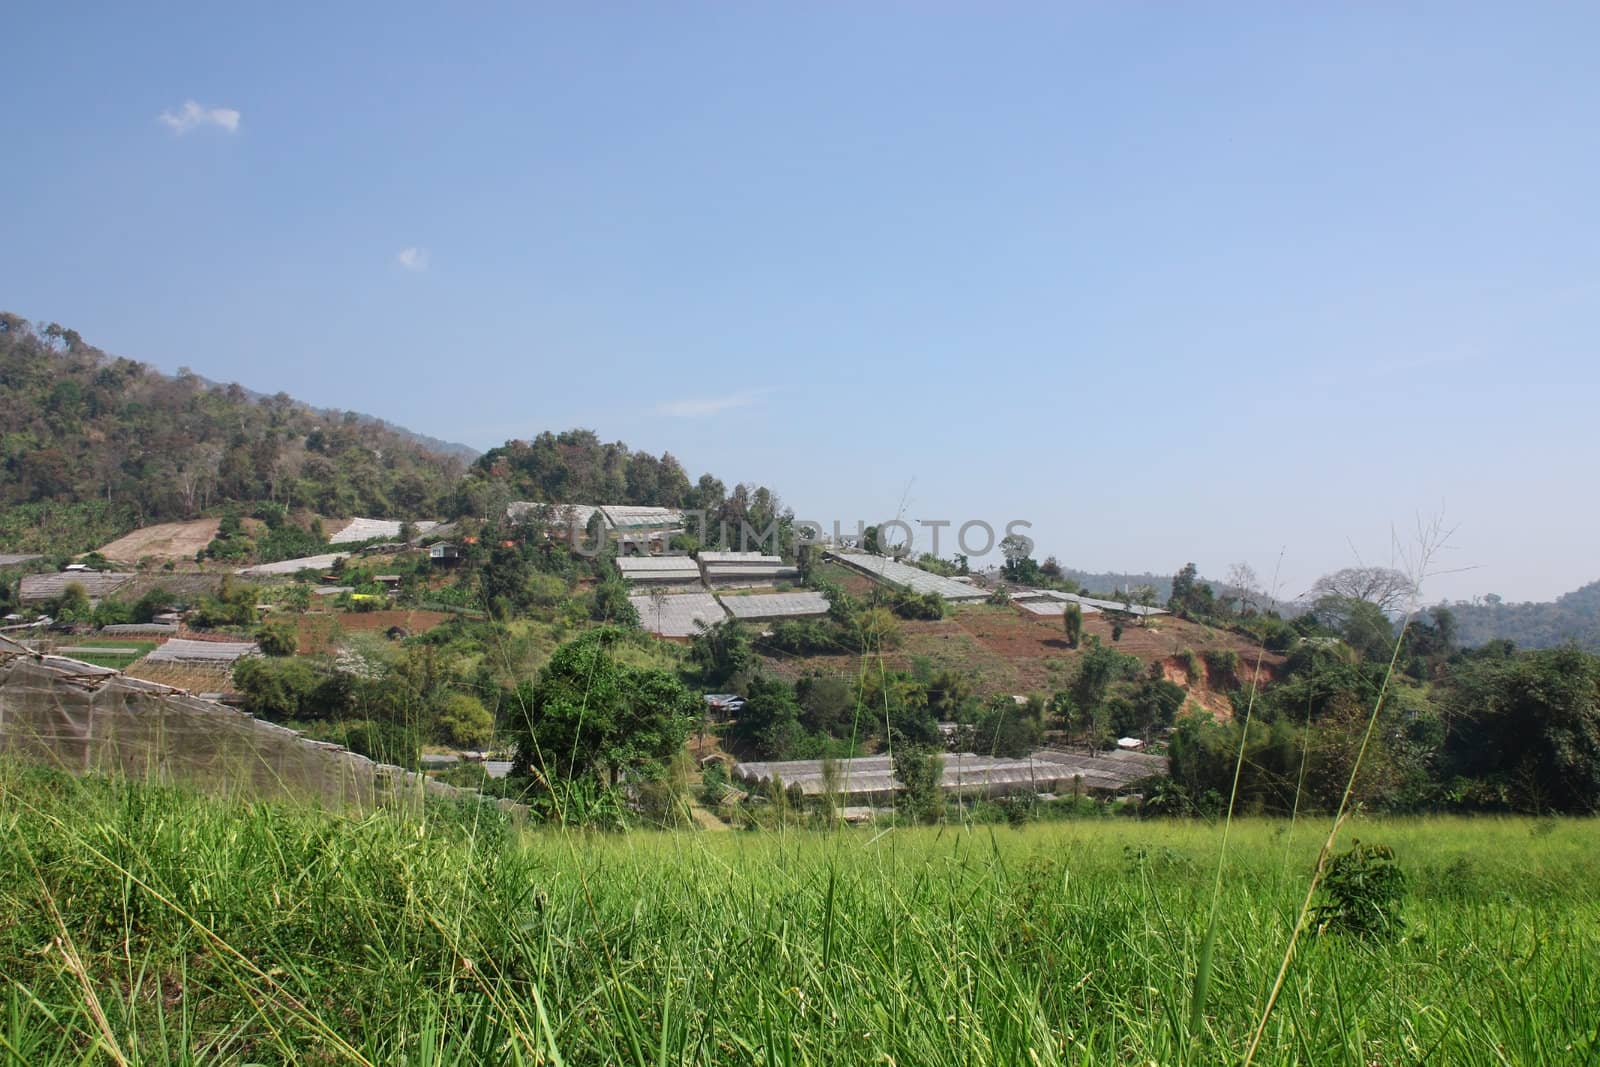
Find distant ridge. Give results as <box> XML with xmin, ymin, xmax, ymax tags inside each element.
<box><xmin>1444</xmin><ymin>579</ymin><xmax>1600</xmax><ymax>652</ymax></box>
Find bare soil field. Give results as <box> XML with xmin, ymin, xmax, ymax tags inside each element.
<box><xmin>98</xmin><ymin>520</ymin><xmax>221</xmax><ymax>563</ymax></box>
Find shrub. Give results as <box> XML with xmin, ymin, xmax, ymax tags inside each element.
<box><xmin>339</xmin><ymin>720</ymin><xmax>423</xmax><ymax>771</ymax></box>
<box><xmin>1313</xmin><ymin>840</ymin><xmax>1407</xmax><ymax>941</ymax></box>
<box><xmin>255</xmin><ymin>620</ymin><xmax>299</xmax><ymax>657</ymax></box>
<box><xmin>1178</xmin><ymin>648</ymin><xmax>1202</xmax><ymax>683</ymax></box>
<box><xmin>1204</xmin><ymin>649</ymin><xmax>1241</xmax><ymax>688</ymax></box>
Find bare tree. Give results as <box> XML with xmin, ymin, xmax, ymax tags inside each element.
<box><xmin>1226</xmin><ymin>562</ymin><xmax>1262</xmax><ymax>615</ymax></box>
<box><xmin>1309</xmin><ymin>566</ymin><xmax>1416</xmax><ymax>616</ymax></box>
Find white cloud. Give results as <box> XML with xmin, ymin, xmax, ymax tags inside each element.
<box><xmin>396</xmin><ymin>247</ymin><xmax>429</xmax><ymax>272</ymax></box>
<box><xmin>158</xmin><ymin>100</ymin><xmax>241</xmax><ymax>135</ymax></box>
<box><xmin>654</xmin><ymin>390</ymin><xmax>769</xmax><ymax>417</ymax></box>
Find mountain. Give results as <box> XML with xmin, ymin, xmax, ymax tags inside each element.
<box><xmin>0</xmin><ymin>313</ymin><xmax>468</xmax><ymax>552</ymax></box>
<box><xmin>1444</xmin><ymin>580</ymin><xmax>1600</xmax><ymax>652</ymax></box>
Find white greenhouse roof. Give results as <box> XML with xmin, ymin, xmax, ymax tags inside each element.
<box><xmin>237</xmin><ymin>553</ymin><xmax>348</xmax><ymax>577</ymax></box>
<box><xmin>327</xmin><ymin>518</ymin><xmax>439</xmax><ymax>545</ymax></box>
<box><xmin>828</xmin><ymin>553</ymin><xmax>990</xmax><ymax>602</ymax></box>
<box><xmin>630</xmin><ymin>592</ymin><xmax>727</xmax><ymax>637</ymax></box>
<box><xmin>1016</xmin><ymin>598</ymin><xmax>1101</xmax><ymax>617</ymax></box>
<box><xmin>616</xmin><ymin>556</ymin><xmax>703</xmax><ymax>582</ymax></box>
<box><xmin>719</xmin><ymin>591</ymin><xmax>830</xmax><ymax>620</ymax></box>
<box><xmin>735</xmin><ymin>747</ymin><xmax>1164</xmax><ymax>797</ymax></box>
<box><xmin>143</xmin><ymin>639</ymin><xmax>258</xmax><ymax>665</ymax></box>
<box><xmin>601</xmin><ymin>505</ymin><xmax>685</xmax><ymax>529</ymax></box>
<box><xmin>506</xmin><ymin>502</ymin><xmax>607</xmax><ymax>530</ymax></box>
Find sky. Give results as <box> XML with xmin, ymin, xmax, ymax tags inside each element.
<box><xmin>4</xmin><ymin>3</ymin><xmax>1597</xmax><ymax>604</ymax></box>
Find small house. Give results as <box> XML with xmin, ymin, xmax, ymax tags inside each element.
<box><xmin>429</xmin><ymin>542</ymin><xmax>464</xmax><ymax>565</ymax></box>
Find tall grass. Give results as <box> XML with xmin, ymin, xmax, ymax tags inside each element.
<box><xmin>3</xmin><ymin>761</ymin><xmax>1596</xmax><ymax>1065</ymax></box>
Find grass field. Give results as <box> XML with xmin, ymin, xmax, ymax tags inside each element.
<box><xmin>2</xmin><ymin>762</ymin><xmax>1596</xmax><ymax>1065</ymax></box>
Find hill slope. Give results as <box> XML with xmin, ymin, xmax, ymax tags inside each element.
<box><xmin>1446</xmin><ymin>579</ymin><xmax>1600</xmax><ymax>651</ymax></box>
<box><xmin>0</xmin><ymin>314</ymin><xmax>467</xmax><ymax>552</ymax></box>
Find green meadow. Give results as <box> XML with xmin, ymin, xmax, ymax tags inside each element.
<box><xmin>2</xmin><ymin>762</ymin><xmax>1595</xmax><ymax>1066</ymax></box>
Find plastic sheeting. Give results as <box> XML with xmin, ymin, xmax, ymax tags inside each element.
<box><xmin>0</xmin><ymin>636</ymin><xmax>515</xmax><ymax>814</ymax></box>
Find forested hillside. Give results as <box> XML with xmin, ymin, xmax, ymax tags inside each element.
<box><xmin>1445</xmin><ymin>580</ymin><xmax>1600</xmax><ymax>651</ymax></box>
<box><xmin>461</xmin><ymin>430</ymin><xmax>792</xmax><ymax>547</ymax></box>
<box><xmin>0</xmin><ymin>314</ymin><xmax>467</xmax><ymax>550</ymax></box>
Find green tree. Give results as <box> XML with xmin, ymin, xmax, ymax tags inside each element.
<box><xmin>590</xmin><ymin>578</ymin><xmax>639</xmax><ymax>626</ymax></box>
<box><xmin>689</xmin><ymin>619</ymin><xmax>754</xmax><ymax>688</ymax></box>
<box><xmin>1442</xmin><ymin>645</ymin><xmax>1600</xmax><ymax>813</ymax></box>
<box><xmin>511</xmin><ymin>627</ymin><xmax>698</xmax><ymax>787</ymax></box>
<box><xmin>435</xmin><ymin>692</ymin><xmax>495</xmax><ymax>748</ymax></box>
<box><xmin>1062</xmin><ymin>602</ymin><xmax>1084</xmax><ymax>648</ymax></box>
<box><xmin>52</xmin><ymin>581</ymin><xmax>91</xmax><ymax>623</ymax></box>
<box><xmin>892</xmin><ymin>744</ymin><xmax>944</xmax><ymax>823</ymax></box>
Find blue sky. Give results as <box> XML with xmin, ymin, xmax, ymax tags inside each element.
<box><xmin>4</xmin><ymin>3</ymin><xmax>1596</xmax><ymax>602</ymax></box>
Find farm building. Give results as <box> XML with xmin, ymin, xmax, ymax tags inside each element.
<box><xmin>0</xmin><ymin>554</ymin><xmax>44</xmax><ymax>568</ymax></box>
<box><xmin>616</xmin><ymin>556</ymin><xmax>702</xmax><ymax>587</ymax></box>
<box><xmin>719</xmin><ymin>591</ymin><xmax>830</xmax><ymax>622</ymax></box>
<box><xmin>698</xmin><ymin>551</ymin><xmax>800</xmax><ymax>587</ymax></box>
<box><xmin>629</xmin><ymin>592</ymin><xmax>727</xmax><ymax>638</ymax></box>
<box><xmin>237</xmin><ymin>553</ymin><xmax>349</xmax><ymax>578</ymax></box>
<box><xmin>18</xmin><ymin>571</ymin><xmax>136</xmax><ymax>606</ymax></box>
<box><xmin>827</xmin><ymin>553</ymin><xmax>990</xmax><ymax>602</ymax></box>
<box><xmin>734</xmin><ymin>747</ymin><xmax>1165</xmax><ymax>803</ymax></box>
<box><xmin>327</xmin><ymin>518</ymin><xmax>440</xmax><ymax>545</ymax></box>
<box><xmin>428</xmin><ymin>542</ymin><xmax>464</xmax><ymax>564</ymax></box>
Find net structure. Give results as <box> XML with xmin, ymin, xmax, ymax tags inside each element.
<box><xmin>734</xmin><ymin>747</ymin><xmax>1165</xmax><ymax>801</ymax></box>
<box><xmin>827</xmin><ymin>553</ymin><xmax>989</xmax><ymax>601</ymax></box>
<box><xmin>0</xmin><ymin>636</ymin><xmax>518</xmax><ymax>814</ymax></box>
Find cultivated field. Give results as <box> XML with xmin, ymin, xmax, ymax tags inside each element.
<box><xmin>1</xmin><ymin>761</ymin><xmax>1594</xmax><ymax>1065</ymax></box>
